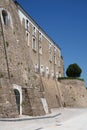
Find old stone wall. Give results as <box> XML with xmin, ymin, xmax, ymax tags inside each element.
<box><xmin>22</xmin><ymin>75</ymin><xmax>47</xmax><ymax>116</ymax></box>
<box><xmin>41</xmin><ymin>78</ymin><xmax>87</xmax><ymax>109</ymax></box>
<box><xmin>42</xmin><ymin>77</ymin><xmax>62</xmax><ymax>108</ymax></box>
<box><xmin>0</xmin><ymin>78</ymin><xmax>18</xmax><ymax>118</ymax></box>
<box><xmin>1</xmin><ymin>0</ymin><xmax>87</xmax><ymax>118</ymax></box>
<box><xmin>0</xmin><ymin>0</ymin><xmax>46</xmax><ymax>117</ymax></box>
<box><xmin>58</xmin><ymin>79</ymin><xmax>87</xmax><ymax>107</ymax></box>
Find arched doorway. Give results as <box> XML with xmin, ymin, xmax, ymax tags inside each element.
<box><xmin>14</xmin><ymin>89</ymin><xmax>20</xmax><ymax>114</ymax></box>
<box><xmin>13</xmin><ymin>84</ymin><xmax>22</xmax><ymax>115</ymax></box>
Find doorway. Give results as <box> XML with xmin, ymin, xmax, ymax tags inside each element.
<box><xmin>14</xmin><ymin>89</ymin><xmax>20</xmax><ymax>114</ymax></box>
<box><xmin>13</xmin><ymin>84</ymin><xmax>22</xmax><ymax>115</ymax></box>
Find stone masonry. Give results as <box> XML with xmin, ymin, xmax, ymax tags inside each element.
<box><xmin>0</xmin><ymin>0</ymin><xmax>64</xmax><ymax>117</ymax></box>
<box><xmin>58</xmin><ymin>79</ymin><xmax>87</xmax><ymax>107</ymax></box>
<box><xmin>0</xmin><ymin>78</ymin><xmax>18</xmax><ymax>118</ymax></box>
<box><xmin>0</xmin><ymin>0</ymin><xmax>87</xmax><ymax>118</ymax></box>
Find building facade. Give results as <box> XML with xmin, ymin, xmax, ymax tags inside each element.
<box><xmin>17</xmin><ymin>1</ymin><xmax>64</xmax><ymax>79</ymax></box>
<box><xmin>0</xmin><ymin>0</ymin><xmax>64</xmax><ymax>117</ymax></box>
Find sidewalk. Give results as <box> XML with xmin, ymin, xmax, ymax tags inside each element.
<box><xmin>0</xmin><ymin>108</ymin><xmax>87</xmax><ymax>130</ymax></box>
<box><xmin>0</xmin><ymin>108</ymin><xmax>61</xmax><ymax>122</ymax></box>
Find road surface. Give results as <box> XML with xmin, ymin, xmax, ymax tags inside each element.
<box><xmin>0</xmin><ymin>108</ymin><xmax>87</xmax><ymax>130</ymax></box>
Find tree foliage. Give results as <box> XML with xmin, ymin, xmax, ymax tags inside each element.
<box><xmin>66</xmin><ymin>63</ymin><xmax>82</xmax><ymax>78</ymax></box>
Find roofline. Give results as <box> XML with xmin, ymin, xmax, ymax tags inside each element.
<box><xmin>14</xmin><ymin>0</ymin><xmax>61</xmax><ymax>50</ymax></box>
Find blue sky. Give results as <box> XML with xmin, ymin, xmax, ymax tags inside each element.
<box><xmin>16</xmin><ymin>0</ymin><xmax>87</xmax><ymax>86</ymax></box>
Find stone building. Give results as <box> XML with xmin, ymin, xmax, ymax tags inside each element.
<box><xmin>0</xmin><ymin>0</ymin><xmax>64</xmax><ymax>117</ymax></box>
<box><xmin>0</xmin><ymin>0</ymin><xmax>87</xmax><ymax>118</ymax></box>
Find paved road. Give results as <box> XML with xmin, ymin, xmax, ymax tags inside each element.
<box><xmin>0</xmin><ymin>108</ymin><xmax>87</xmax><ymax>130</ymax></box>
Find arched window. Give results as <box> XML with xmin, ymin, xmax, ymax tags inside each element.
<box><xmin>26</xmin><ymin>31</ymin><xmax>29</xmax><ymax>46</ymax></box>
<box><xmin>2</xmin><ymin>10</ymin><xmax>11</xmax><ymax>26</ymax></box>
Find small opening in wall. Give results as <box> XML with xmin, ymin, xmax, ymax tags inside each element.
<box><xmin>14</xmin><ymin>89</ymin><xmax>20</xmax><ymax>114</ymax></box>
<box><xmin>2</xmin><ymin>10</ymin><xmax>10</xmax><ymax>26</ymax></box>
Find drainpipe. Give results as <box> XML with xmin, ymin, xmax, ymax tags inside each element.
<box><xmin>37</xmin><ymin>28</ymin><xmax>45</xmax><ymax>92</ymax></box>
<box><xmin>54</xmin><ymin>51</ymin><xmax>56</xmax><ymax>79</ymax></box>
<box><xmin>0</xmin><ymin>16</ymin><xmax>10</xmax><ymax>79</ymax></box>
<box><xmin>38</xmin><ymin>29</ymin><xmax>40</xmax><ymax>73</ymax></box>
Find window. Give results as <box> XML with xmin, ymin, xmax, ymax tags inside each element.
<box><xmin>32</xmin><ymin>26</ymin><xmax>36</xmax><ymax>36</ymax></box>
<box><xmin>59</xmin><ymin>72</ymin><xmax>61</xmax><ymax>77</ymax></box>
<box><xmin>40</xmin><ymin>65</ymin><xmax>45</xmax><ymax>76</ymax></box>
<box><xmin>32</xmin><ymin>38</ymin><xmax>36</xmax><ymax>51</ymax></box>
<box><xmin>46</xmin><ymin>67</ymin><xmax>50</xmax><ymax>78</ymax></box>
<box><xmin>51</xmin><ymin>70</ymin><xmax>54</xmax><ymax>79</ymax></box>
<box><xmin>34</xmin><ymin>64</ymin><xmax>39</xmax><ymax>73</ymax></box>
<box><xmin>26</xmin><ymin>31</ymin><xmax>29</xmax><ymax>46</ymax></box>
<box><xmin>46</xmin><ymin>67</ymin><xmax>49</xmax><ymax>74</ymax></box>
<box><xmin>58</xmin><ymin>60</ymin><xmax>61</xmax><ymax>67</ymax></box>
<box><xmin>54</xmin><ymin>47</ymin><xmax>56</xmax><ymax>53</ymax></box>
<box><xmin>26</xmin><ymin>19</ymin><xmax>29</xmax><ymax>31</ymax></box>
<box><xmin>39</xmin><ymin>32</ymin><xmax>42</xmax><ymax>41</ymax></box>
<box><xmin>58</xmin><ymin>49</ymin><xmax>61</xmax><ymax>58</ymax></box>
<box><xmin>56</xmin><ymin>72</ymin><xmax>58</xmax><ymax>79</ymax></box>
<box><xmin>54</xmin><ymin>55</ymin><xmax>56</xmax><ymax>64</ymax></box>
<box><xmin>2</xmin><ymin>10</ymin><xmax>10</xmax><ymax>26</ymax></box>
<box><xmin>39</xmin><ymin>43</ymin><xmax>42</xmax><ymax>54</ymax></box>
<box><xmin>49</xmin><ymin>43</ymin><xmax>52</xmax><ymax>62</ymax></box>
<box><xmin>54</xmin><ymin>47</ymin><xmax>56</xmax><ymax>64</ymax></box>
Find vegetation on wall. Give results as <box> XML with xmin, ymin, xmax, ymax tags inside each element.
<box><xmin>58</xmin><ymin>77</ymin><xmax>84</xmax><ymax>81</ymax></box>
<box><xmin>0</xmin><ymin>29</ymin><xmax>2</xmax><ymax>36</ymax></box>
<box><xmin>0</xmin><ymin>72</ymin><xmax>4</xmax><ymax>78</ymax></box>
<box><xmin>6</xmin><ymin>41</ymin><xmax>9</xmax><ymax>47</ymax></box>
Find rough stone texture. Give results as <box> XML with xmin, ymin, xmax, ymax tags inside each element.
<box><xmin>22</xmin><ymin>75</ymin><xmax>47</xmax><ymax>116</ymax></box>
<box><xmin>1</xmin><ymin>0</ymin><xmax>87</xmax><ymax>118</ymax></box>
<box><xmin>0</xmin><ymin>0</ymin><xmax>64</xmax><ymax>117</ymax></box>
<box><xmin>58</xmin><ymin>79</ymin><xmax>87</xmax><ymax>107</ymax></box>
<box><xmin>42</xmin><ymin>77</ymin><xmax>62</xmax><ymax>108</ymax></box>
<box><xmin>41</xmin><ymin>78</ymin><xmax>87</xmax><ymax>109</ymax></box>
<box><xmin>0</xmin><ymin>78</ymin><xmax>18</xmax><ymax>118</ymax></box>
<box><xmin>0</xmin><ymin>0</ymin><xmax>47</xmax><ymax>117</ymax></box>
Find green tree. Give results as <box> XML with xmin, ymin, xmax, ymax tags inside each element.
<box><xmin>66</xmin><ymin>63</ymin><xmax>82</xmax><ymax>77</ymax></box>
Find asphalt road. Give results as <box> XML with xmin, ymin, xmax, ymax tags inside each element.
<box><xmin>0</xmin><ymin>108</ymin><xmax>87</xmax><ymax>130</ymax></box>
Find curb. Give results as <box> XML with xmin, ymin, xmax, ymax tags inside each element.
<box><xmin>0</xmin><ymin>113</ymin><xmax>61</xmax><ymax>122</ymax></box>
